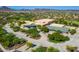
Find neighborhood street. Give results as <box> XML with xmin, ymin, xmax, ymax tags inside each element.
<box><xmin>2</xmin><ymin>23</ymin><xmax>79</xmax><ymax>52</ymax></box>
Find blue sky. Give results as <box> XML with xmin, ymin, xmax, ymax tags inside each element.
<box><xmin>3</xmin><ymin>6</ymin><xmax>79</xmax><ymax>10</ymax></box>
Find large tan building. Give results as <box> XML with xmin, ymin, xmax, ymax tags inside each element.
<box><xmin>34</xmin><ymin>19</ymin><xmax>54</xmax><ymax>26</ymax></box>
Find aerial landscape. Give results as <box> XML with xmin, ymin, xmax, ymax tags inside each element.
<box><xmin>0</xmin><ymin>6</ymin><xmax>79</xmax><ymax>52</ymax></box>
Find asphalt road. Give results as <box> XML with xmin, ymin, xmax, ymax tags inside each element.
<box><xmin>3</xmin><ymin>24</ymin><xmax>79</xmax><ymax>52</ymax></box>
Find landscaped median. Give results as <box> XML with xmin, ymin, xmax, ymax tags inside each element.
<box><xmin>32</xmin><ymin>46</ymin><xmax>59</xmax><ymax>52</ymax></box>
<box><xmin>25</xmin><ymin>28</ymin><xmax>40</xmax><ymax>39</ymax></box>
<box><xmin>48</xmin><ymin>32</ymin><xmax>70</xmax><ymax>43</ymax></box>
<box><xmin>0</xmin><ymin>27</ymin><xmax>26</xmax><ymax>50</ymax></box>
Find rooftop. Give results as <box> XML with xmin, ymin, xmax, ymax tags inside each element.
<box><xmin>49</xmin><ymin>23</ymin><xmax>65</xmax><ymax>27</ymax></box>
<box><xmin>35</xmin><ymin>19</ymin><xmax>54</xmax><ymax>25</ymax></box>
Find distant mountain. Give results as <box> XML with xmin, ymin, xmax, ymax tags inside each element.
<box><xmin>0</xmin><ymin>6</ymin><xmax>15</xmax><ymax>11</ymax></box>
<box><xmin>0</xmin><ymin>6</ymin><xmax>79</xmax><ymax>13</ymax></box>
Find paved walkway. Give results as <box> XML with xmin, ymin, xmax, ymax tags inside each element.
<box><xmin>3</xmin><ymin>24</ymin><xmax>79</xmax><ymax>52</ymax></box>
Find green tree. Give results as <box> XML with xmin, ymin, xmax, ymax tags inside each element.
<box><xmin>66</xmin><ymin>45</ymin><xmax>77</xmax><ymax>52</ymax></box>
<box><xmin>69</xmin><ymin>29</ymin><xmax>76</xmax><ymax>35</ymax></box>
<box><xmin>47</xmin><ymin>47</ymin><xmax>59</xmax><ymax>52</ymax></box>
<box><xmin>26</xmin><ymin>28</ymin><xmax>40</xmax><ymax>38</ymax></box>
<box><xmin>40</xmin><ymin>26</ymin><xmax>49</xmax><ymax>33</ymax></box>
<box><xmin>26</xmin><ymin>42</ymin><xmax>33</xmax><ymax>47</ymax></box>
<box><xmin>13</xmin><ymin>26</ymin><xmax>20</xmax><ymax>32</ymax></box>
<box><xmin>2</xmin><ymin>41</ymin><xmax>10</xmax><ymax>48</ymax></box>
<box><xmin>48</xmin><ymin>32</ymin><xmax>70</xmax><ymax>43</ymax></box>
<box><xmin>32</xmin><ymin>46</ymin><xmax>47</xmax><ymax>52</ymax></box>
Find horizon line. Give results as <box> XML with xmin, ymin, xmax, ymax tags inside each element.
<box><xmin>1</xmin><ymin>6</ymin><xmax>79</xmax><ymax>10</ymax></box>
